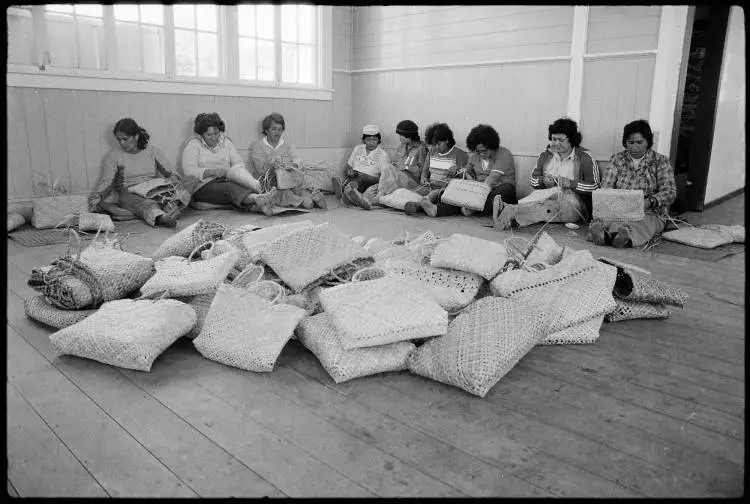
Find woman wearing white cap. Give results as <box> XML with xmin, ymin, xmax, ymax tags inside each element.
<box><xmin>333</xmin><ymin>124</ymin><xmax>391</xmax><ymax>209</ymax></box>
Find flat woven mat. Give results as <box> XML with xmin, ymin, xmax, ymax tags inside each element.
<box><xmin>7</xmin><ymin>219</ymin><xmax>152</xmax><ymax>247</ymax></box>
<box><xmin>649</xmin><ymin>239</ymin><xmax>744</xmax><ymax>262</ymax></box>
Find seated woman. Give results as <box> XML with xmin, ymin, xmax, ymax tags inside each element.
<box><xmin>589</xmin><ymin>119</ymin><xmax>676</xmax><ymax>248</ymax></box>
<box><xmin>404</xmin><ymin>122</ymin><xmax>468</xmax><ymax>215</ymax></box>
<box><xmin>247</xmin><ymin>112</ymin><xmax>326</xmax><ymax>210</ymax></box>
<box><xmin>182</xmin><ymin>112</ymin><xmax>275</xmax><ymax>216</ymax></box>
<box><xmin>495</xmin><ymin>117</ymin><xmax>600</xmax><ymax>229</ymax></box>
<box><xmin>333</xmin><ymin>124</ymin><xmax>391</xmax><ymax>210</ymax></box>
<box><xmin>89</xmin><ymin>118</ymin><xmax>199</xmax><ymax>228</ymax></box>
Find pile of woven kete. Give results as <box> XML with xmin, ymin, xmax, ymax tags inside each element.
<box><xmin>24</xmin><ymin>218</ymin><xmax>688</xmax><ymax>398</ymax></box>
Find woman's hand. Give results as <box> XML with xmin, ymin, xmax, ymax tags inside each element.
<box><xmin>447</xmin><ymin>165</ymin><xmax>458</xmax><ymax>178</ymax></box>
<box><xmin>644</xmin><ymin>197</ymin><xmax>653</xmax><ymax>211</ymax></box>
<box><xmin>88</xmin><ymin>193</ymin><xmax>102</xmax><ymax>209</ymax></box>
<box><xmin>543</xmin><ymin>174</ymin><xmax>558</xmax><ymax>187</ymax></box>
<box><xmin>345</xmin><ymin>166</ymin><xmax>355</xmax><ymax>178</ymax></box>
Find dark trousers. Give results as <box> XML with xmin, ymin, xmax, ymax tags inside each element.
<box><xmin>193</xmin><ymin>179</ymin><xmax>254</xmax><ymax>208</ymax></box>
<box><xmin>345</xmin><ymin>171</ymin><xmax>380</xmax><ymax>193</ymax></box>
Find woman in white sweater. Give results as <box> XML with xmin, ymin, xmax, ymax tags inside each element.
<box><xmin>182</xmin><ymin>112</ymin><xmax>275</xmax><ymax>216</ymax></box>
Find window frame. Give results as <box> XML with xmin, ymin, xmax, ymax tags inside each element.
<box><xmin>6</xmin><ymin>4</ymin><xmax>333</xmax><ymax>101</ymax></box>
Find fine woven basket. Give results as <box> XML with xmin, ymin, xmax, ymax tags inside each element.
<box><xmin>429</xmin><ymin>233</ymin><xmax>509</xmax><ymax>280</ymax></box>
<box><xmin>152</xmin><ymin>219</ymin><xmax>226</xmax><ymax>260</ymax></box>
<box><xmin>407</xmin><ymin>296</ymin><xmax>549</xmax><ymax>398</ymax></box>
<box><xmin>140</xmin><ymin>244</ymin><xmax>240</xmax><ymax>298</ymax></box>
<box><xmin>384</xmin><ymin>259</ymin><xmax>483</xmax><ymax>313</ymax></box>
<box><xmin>260</xmin><ymin>222</ymin><xmax>373</xmax><ymax>293</ymax></box>
<box><xmin>301</xmin><ymin>161</ymin><xmax>337</xmax><ymax>193</ymax></box>
<box><xmin>319</xmin><ymin>275</ymin><xmax>448</xmax><ymax>350</ymax></box>
<box><xmin>127</xmin><ymin>178</ymin><xmax>173</xmax><ymax>199</ymax></box>
<box><xmin>49</xmin><ymin>298</ymin><xmax>197</xmax><ymax>372</ymax></box>
<box><xmin>378</xmin><ymin>188</ymin><xmax>424</xmax><ymax>211</ymax></box>
<box><xmin>238</xmin><ymin>220</ymin><xmax>314</xmax><ymax>268</ymax></box>
<box><xmin>193</xmin><ymin>284</ymin><xmax>306</xmax><ymax>372</ymax></box>
<box><xmin>24</xmin><ymin>295</ymin><xmax>97</xmax><ymax>329</ymax></box>
<box><xmin>606</xmin><ymin>299</ymin><xmax>670</xmax><ymax>322</ymax></box>
<box><xmin>275</xmin><ymin>167</ymin><xmax>306</xmax><ymax>190</ymax></box>
<box><xmin>661</xmin><ymin>227</ymin><xmax>735</xmax><ymax>249</ymax></box>
<box><xmin>440</xmin><ymin>179</ymin><xmax>491</xmax><ymax>211</ymax></box>
<box><xmin>8</xmin><ymin>212</ymin><xmax>26</xmax><ymax>232</ymax></box>
<box><xmin>363</xmin><ymin>237</ymin><xmax>391</xmax><ymax>255</ymax></box>
<box><xmin>592</xmin><ymin>188</ymin><xmax>645</xmax><ymax>222</ymax></box>
<box><xmin>296</xmin><ymin>313</ymin><xmax>416</xmax><ymax>384</ymax></box>
<box><xmin>490</xmin><ymin>248</ymin><xmax>617</xmax><ymax>334</ymax></box>
<box><xmin>612</xmin><ymin>267</ymin><xmax>687</xmax><ymax>307</ymax></box>
<box><xmin>699</xmin><ymin>224</ymin><xmax>744</xmax><ymax>243</ymax></box>
<box><xmin>352</xmin><ymin>266</ymin><xmax>388</xmax><ymax>282</ymax></box>
<box><xmin>181</xmin><ymin>292</ymin><xmax>216</xmax><ymax>339</ymax></box>
<box><xmin>32</xmin><ymin>194</ymin><xmax>89</xmax><ymax>230</ymax></box>
<box><xmin>78</xmin><ymin>211</ymin><xmax>115</xmax><ymax>233</ymax></box>
<box><xmin>540</xmin><ymin>314</ymin><xmax>605</xmax><ymax>345</ymax></box>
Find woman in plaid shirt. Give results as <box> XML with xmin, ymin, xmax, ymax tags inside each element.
<box><xmin>589</xmin><ymin>120</ymin><xmax>677</xmax><ymax>247</ymax></box>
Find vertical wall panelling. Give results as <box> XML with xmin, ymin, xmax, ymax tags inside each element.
<box><xmin>42</xmin><ymin>89</ymin><xmax>73</xmax><ymax>193</ymax></box>
<box><xmin>58</xmin><ymin>90</ymin><xmax>89</xmax><ymax>193</ymax></box>
<box><xmin>21</xmin><ymin>88</ymin><xmax>52</xmax><ymax>195</ymax></box>
<box><xmin>567</xmin><ymin>6</ymin><xmax>588</xmax><ymax>122</ymax></box>
<box><xmin>7</xmin><ymin>87</ymin><xmax>33</xmax><ymax>200</ymax></box>
<box><xmin>586</xmin><ymin>6</ymin><xmax>662</xmax><ymax>55</ymax></box>
<box><xmin>79</xmin><ymin>92</ymin><xmax>103</xmax><ymax>191</ymax></box>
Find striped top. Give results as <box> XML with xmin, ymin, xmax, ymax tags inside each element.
<box><xmin>426</xmin><ymin>145</ymin><xmax>469</xmax><ymax>186</ymax></box>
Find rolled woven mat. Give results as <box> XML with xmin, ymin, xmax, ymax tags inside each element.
<box><xmin>407</xmin><ymin>296</ymin><xmax>549</xmax><ymax>398</ymax></box>
<box><xmin>24</xmin><ymin>296</ymin><xmax>97</xmax><ymax>329</ymax></box>
<box><xmin>296</xmin><ymin>313</ymin><xmax>416</xmax><ymax>384</ymax></box>
<box><xmin>152</xmin><ymin>219</ymin><xmax>226</xmax><ymax>260</ymax></box>
<box><xmin>49</xmin><ymin>298</ymin><xmax>197</xmax><ymax>372</ymax></box>
<box><xmin>605</xmin><ymin>299</ymin><xmax>670</xmax><ymax>322</ymax></box>
<box><xmin>28</xmin><ymin>236</ymin><xmax>155</xmax><ymax>310</ymax></box>
<box><xmin>612</xmin><ymin>267</ymin><xmax>687</xmax><ymax>307</ymax></box>
<box><xmin>193</xmin><ymin>283</ymin><xmax>306</xmax><ymax>372</ymax></box>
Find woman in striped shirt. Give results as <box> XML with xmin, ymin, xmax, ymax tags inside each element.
<box><xmin>495</xmin><ymin>117</ymin><xmax>600</xmax><ymax>229</ymax></box>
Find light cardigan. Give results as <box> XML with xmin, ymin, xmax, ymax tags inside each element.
<box><xmin>181</xmin><ymin>134</ymin><xmax>245</xmax><ymax>181</ymax></box>
<box><xmin>93</xmin><ymin>145</ymin><xmax>172</xmax><ymax>195</ymax></box>
<box><xmin>247</xmin><ymin>136</ymin><xmax>302</xmax><ymax>180</ymax></box>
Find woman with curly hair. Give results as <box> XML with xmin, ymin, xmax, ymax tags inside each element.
<box><xmin>495</xmin><ymin>117</ymin><xmax>600</xmax><ymax>229</ymax></box>
<box><xmin>182</xmin><ymin>112</ymin><xmax>275</xmax><ymax>215</ymax></box>
<box><xmin>247</xmin><ymin>112</ymin><xmax>327</xmax><ymax>210</ymax></box>
<box><xmin>89</xmin><ymin>118</ymin><xmax>199</xmax><ymax>227</ymax></box>
<box><xmin>588</xmin><ymin>119</ymin><xmax>676</xmax><ymax>248</ymax></box>
<box><xmin>404</xmin><ymin>122</ymin><xmax>468</xmax><ymax>216</ymax></box>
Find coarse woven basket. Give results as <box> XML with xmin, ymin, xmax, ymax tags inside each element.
<box><xmin>378</xmin><ymin>188</ymin><xmax>424</xmax><ymax>211</ymax></box>
<box><xmin>296</xmin><ymin>313</ymin><xmax>416</xmax><ymax>383</ymax></box>
<box><xmin>508</xmin><ymin>231</ymin><xmax>564</xmax><ymax>269</ymax></box>
<box><xmin>301</xmin><ymin>161</ymin><xmax>337</xmax><ymax>193</ymax></box>
<box><xmin>27</xmin><ymin>234</ymin><xmax>155</xmax><ymax>310</ymax></box>
<box><xmin>407</xmin><ymin>296</ymin><xmax>549</xmax><ymax>398</ymax></box>
<box><xmin>319</xmin><ymin>275</ymin><xmax>448</xmax><ymax>350</ymax></box>
<box><xmin>237</xmin><ymin>220</ymin><xmax>314</xmax><ymax>269</ymax></box>
<box><xmin>140</xmin><ymin>243</ymin><xmax>240</xmax><ymax>298</ymax></box>
<box><xmin>540</xmin><ymin>314</ymin><xmax>605</xmax><ymax>345</ymax></box>
<box><xmin>193</xmin><ymin>283</ymin><xmax>306</xmax><ymax>372</ymax></box>
<box><xmin>180</xmin><ymin>292</ymin><xmax>216</xmax><ymax>339</ymax></box>
<box><xmin>152</xmin><ymin>219</ymin><xmax>226</xmax><ymax>260</ymax></box>
<box><xmin>591</xmin><ymin>188</ymin><xmax>645</xmax><ymax>222</ymax></box>
<box><xmin>8</xmin><ymin>212</ymin><xmax>26</xmax><ymax>232</ymax></box>
<box><xmin>490</xmin><ymin>248</ymin><xmax>617</xmax><ymax>334</ymax></box>
<box><xmin>32</xmin><ymin>194</ymin><xmax>89</xmax><ymax>229</ymax></box>
<box><xmin>384</xmin><ymin>259</ymin><xmax>483</xmax><ymax>313</ymax></box>
<box><xmin>440</xmin><ymin>179</ymin><xmax>491</xmax><ymax>211</ymax></box>
<box><xmin>429</xmin><ymin>233</ymin><xmax>509</xmax><ymax>280</ymax></box>
<box><xmin>49</xmin><ymin>298</ymin><xmax>197</xmax><ymax>372</ymax></box>
<box><xmin>612</xmin><ymin>266</ymin><xmax>687</xmax><ymax>307</ymax></box>
<box><xmin>605</xmin><ymin>299</ymin><xmax>670</xmax><ymax>322</ymax></box>
<box><xmin>661</xmin><ymin>226</ymin><xmax>735</xmax><ymax>249</ymax></box>
<box><xmin>275</xmin><ymin>167</ymin><xmax>306</xmax><ymax>190</ymax></box>
<box><xmin>77</xmin><ymin>211</ymin><xmax>115</xmax><ymax>233</ymax></box>
<box><xmin>24</xmin><ymin>295</ymin><xmax>97</xmax><ymax>329</ymax></box>
<box><xmin>259</xmin><ymin>222</ymin><xmax>373</xmax><ymax>293</ymax></box>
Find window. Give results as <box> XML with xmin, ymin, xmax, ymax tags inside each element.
<box><xmin>7</xmin><ymin>4</ymin><xmax>332</xmax><ymax>100</ymax></box>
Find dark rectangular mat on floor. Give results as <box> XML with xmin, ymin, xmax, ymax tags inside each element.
<box><xmin>650</xmin><ymin>239</ymin><xmax>745</xmax><ymax>262</ymax></box>
<box><xmin>7</xmin><ymin>218</ymin><xmax>153</xmax><ymax>247</ymax></box>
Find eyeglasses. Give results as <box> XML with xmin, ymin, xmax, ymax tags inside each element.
<box><xmin>475</xmin><ymin>147</ymin><xmax>489</xmax><ymax>154</ymax></box>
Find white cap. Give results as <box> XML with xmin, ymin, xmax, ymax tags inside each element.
<box><xmin>362</xmin><ymin>124</ymin><xmax>381</xmax><ymax>135</ymax></box>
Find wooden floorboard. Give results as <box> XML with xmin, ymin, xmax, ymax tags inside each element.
<box><xmin>6</xmin><ymin>200</ymin><xmax>745</xmax><ymax>497</ymax></box>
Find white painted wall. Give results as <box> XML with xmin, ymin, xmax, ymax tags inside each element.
<box><xmin>704</xmin><ymin>6</ymin><xmax>746</xmax><ymax>205</ymax></box>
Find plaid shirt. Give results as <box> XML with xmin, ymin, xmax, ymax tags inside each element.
<box><xmin>600</xmin><ymin>149</ymin><xmax>676</xmax><ymax>218</ymax></box>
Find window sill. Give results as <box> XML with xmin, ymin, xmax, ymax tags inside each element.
<box><xmin>6</xmin><ymin>65</ymin><xmax>333</xmax><ymax>101</ymax></box>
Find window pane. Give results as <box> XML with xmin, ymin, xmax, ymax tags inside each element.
<box><xmin>257</xmin><ymin>4</ymin><xmax>274</xmax><ymax>39</ymax></box>
<box><xmin>142</xmin><ymin>25</ymin><xmax>165</xmax><ymax>73</ymax></box>
<box><xmin>173</xmin><ymin>4</ymin><xmax>194</xmax><ymax>29</ymax></box>
<box><xmin>196</xmin><ymin>4</ymin><xmax>216</xmax><ymax>32</ymax></box>
<box><xmin>77</xmin><ymin>17</ymin><xmax>105</xmax><ymax>70</ymax></box>
<box><xmin>298</xmin><ymin>5</ymin><xmax>315</xmax><ymax>44</ymax></box>
<box><xmin>7</xmin><ymin>8</ymin><xmax>35</xmax><ymax>65</ymax></box>
<box><xmin>175</xmin><ymin>29</ymin><xmax>196</xmax><ymax>75</ymax></box>
<box><xmin>139</xmin><ymin>4</ymin><xmax>163</xmax><ymax>25</ymax></box>
<box><xmin>75</xmin><ymin>4</ymin><xmax>103</xmax><ymax>18</ymax></box>
<box><xmin>116</xmin><ymin>21</ymin><xmax>141</xmax><ymax>72</ymax></box>
<box><xmin>239</xmin><ymin>37</ymin><xmax>257</xmax><ymax>80</ymax></box>
<box><xmin>281</xmin><ymin>4</ymin><xmax>297</xmax><ymax>43</ymax></box>
<box><xmin>257</xmin><ymin>40</ymin><xmax>274</xmax><ymax>81</ymax></box>
<box><xmin>298</xmin><ymin>44</ymin><xmax>315</xmax><ymax>84</ymax></box>
<box><xmin>238</xmin><ymin>4</ymin><xmax>255</xmax><ymax>37</ymax></box>
<box><xmin>197</xmin><ymin>32</ymin><xmax>218</xmax><ymax>77</ymax></box>
<box><xmin>46</xmin><ymin>13</ymin><xmax>76</xmax><ymax>67</ymax></box>
<box><xmin>114</xmin><ymin>4</ymin><xmax>139</xmax><ymax>22</ymax></box>
<box><xmin>46</xmin><ymin>4</ymin><xmax>74</xmax><ymax>14</ymax></box>
<box><xmin>281</xmin><ymin>43</ymin><xmax>298</xmax><ymax>83</ymax></box>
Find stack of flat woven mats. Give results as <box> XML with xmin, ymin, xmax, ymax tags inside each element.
<box><xmin>9</xmin><ymin>217</ymin><xmax>151</xmax><ymax>247</ymax></box>
<box><xmin>23</xmin><ymin>219</ymin><xmax>688</xmax><ymax>398</ymax></box>
<box><xmin>652</xmin><ymin>222</ymin><xmax>745</xmax><ymax>262</ymax></box>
